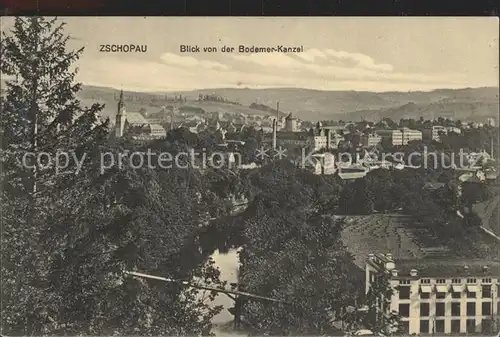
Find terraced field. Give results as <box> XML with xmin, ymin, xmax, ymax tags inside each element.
<box><xmin>340</xmin><ymin>214</ymin><xmax>451</xmax><ymax>269</ymax></box>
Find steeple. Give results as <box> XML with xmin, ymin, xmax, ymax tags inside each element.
<box><xmin>115</xmin><ymin>89</ymin><xmax>127</xmax><ymax>138</ymax></box>
<box><xmin>117</xmin><ymin>89</ymin><xmax>125</xmax><ymax>115</ymax></box>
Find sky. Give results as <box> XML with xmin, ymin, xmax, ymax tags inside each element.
<box><xmin>1</xmin><ymin>17</ymin><xmax>499</xmax><ymax>92</ymax></box>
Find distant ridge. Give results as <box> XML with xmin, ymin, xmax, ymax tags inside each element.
<box><xmin>1</xmin><ymin>79</ymin><xmax>498</xmax><ymax>121</ymax></box>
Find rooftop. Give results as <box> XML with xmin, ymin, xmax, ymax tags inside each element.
<box><xmin>368</xmin><ymin>253</ymin><xmax>500</xmax><ymax>278</ymax></box>
<box><xmin>125</xmin><ymin>112</ymin><xmax>148</xmax><ymax>125</ymax></box>
<box><xmin>276</xmin><ymin>131</ymin><xmax>310</xmax><ymax>140</ymax></box>
<box><xmin>392</xmin><ymin>257</ymin><xmax>500</xmax><ymax>278</ymax></box>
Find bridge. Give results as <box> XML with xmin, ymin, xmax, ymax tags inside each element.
<box><xmin>124</xmin><ymin>270</ymin><xmax>286</xmax><ymax>330</ymax></box>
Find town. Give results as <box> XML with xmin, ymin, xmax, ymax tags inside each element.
<box><xmin>1</xmin><ymin>16</ymin><xmax>499</xmax><ymax>337</ymax></box>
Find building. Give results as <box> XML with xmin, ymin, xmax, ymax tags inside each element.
<box><xmin>337</xmin><ymin>164</ymin><xmax>368</xmax><ymax>181</ymax></box>
<box><xmin>445</xmin><ymin>126</ymin><xmax>461</xmax><ymax>135</ymax></box>
<box><xmin>423</xmin><ymin>126</ymin><xmax>461</xmax><ymax>142</ymax></box>
<box><xmin>360</xmin><ymin>132</ymin><xmax>382</xmax><ymax>147</ymax></box>
<box><xmin>423</xmin><ymin>125</ymin><xmax>447</xmax><ymax>142</ymax></box>
<box><xmin>401</xmin><ymin>127</ymin><xmax>422</xmax><ymax>144</ymax></box>
<box><xmin>365</xmin><ymin>253</ymin><xmax>500</xmax><ymax>335</ymax></box>
<box><xmin>115</xmin><ymin>90</ymin><xmax>166</xmax><ymax>139</ymax></box>
<box><xmin>376</xmin><ymin>129</ymin><xmax>404</xmax><ymax>146</ymax></box>
<box><xmin>304</xmin><ymin>153</ymin><xmax>336</xmax><ymax>175</ymax></box>
<box><xmin>284</xmin><ymin>113</ymin><xmax>298</xmax><ymax>132</ymax></box>
<box><xmin>486</xmin><ymin>118</ymin><xmax>496</xmax><ymax>127</ymax></box>
<box><xmin>269</xmin><ymin>122</ymin><xmax>343</xmax><ymax>152</ymax></box>
<box><xmin>377</xmin><ymin>128</ymin><xmax>422</xmax><ymax>146</ymax></box>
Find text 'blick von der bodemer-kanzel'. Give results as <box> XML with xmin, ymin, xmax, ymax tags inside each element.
<box><xmin>180</xmin><ymin>45</ymin><xmax>305</xmax><ymax>53</ymax></box>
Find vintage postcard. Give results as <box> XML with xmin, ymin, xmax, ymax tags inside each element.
<box><xmin>1</xmin><ymin>17</ymin><xmax>499</xmax><ymax>336</ymax></box>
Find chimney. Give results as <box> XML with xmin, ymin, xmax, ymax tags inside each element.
<box><xmin>483</xmin><ymin>265</ymin><xmax>489</xmax><ymax>273</ymax></box>
<box><xmin>368</xmin><ymin>253</ymin><xmax>375</xmax><ymax>261</ymax></box>
<box><xmin>410</xmin><ymin>269</ymin><xmax>418</xmax><ymax>277</ymax></box>
<box><xmin>272</xmin><ymin>119</ymin><xmax>277</xmax><ymax>150</ymax></box>
<box><xmin>391</xmin><ymin>269</ymin><xmax>398</xmax><ymax>277</ymax></box>
<box><xmin>277</xmin><ymin>101</ymin><xmax>280</xmax><ymax>122</ymax></box>
<box><xmin>385</xmin><ymin>253</ymin><xmax>393</xmax><ymax>261</ymax></box>
<box><xmin>491</xmin><ymin>137</ymin><xmax>494</xmax><ymax>159</ymax></box>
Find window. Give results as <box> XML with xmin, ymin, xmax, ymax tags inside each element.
<box><xmin>452</xmin><ymin>302</ymin><xmax>461</xmax><ymax>316</ymax></box>
<box><xmin>482</xmin><ymin>278</ymin><xmax>492</xmax><ymax>283</ymax></box>
<box><xmin>467</xmin><ymin>302</ymin><xmax>476</xmax><ymax>316</ymax></box>
<box><xmin>436</xmin><ymin>302</ymin><xmax>445</xmax><ymax>316</ymax></box>
<box><xmin>420</xmin><ymin>292</ymin><xmax>430</xmax><ymax>299</ymax></box>
<box><xmin>420</xmin><ymin>303</ymin><xmax>430</xmax><ymax>316</ymax></box>
<box><xmin>466</xmin><ymin>319</ymin><xmax>476</xmax><ymax>333</ymax></box>
<box><xmin>452</xmin><ymin>278</ymin><xmax>462</xmax><ymax>284</ymax></box>
<box><xmin>421</xmin><ymin>278</ymin><xmax>431</xmax><ymax>284</ymax></box>
<box><xmin>436</xmin><ymin>291</ymin><xmax>446</xmax><ymax>299</ymax></box>
<box><xmin>451</xmin><ymin>319</ymin><xmax>460</xmax><ymax>333</ymax></box>
<box><xmin>399</xmin><ymin>279</ymin><xmax>410</xmax><ymax>285</ymax></box>
<box><xmin>482</xmin><ymin>302</ymin><xmax>492</xmax><ymax>316</ymax></box>
<box><xmin>399</xmin><ymin>303</ymin><xmax>410</xmax><ymax>317</ymax></box>
<box><xmin>420</xmin><ymin>319</ymin><xmax>429</xmax><ymax>334</ymax></box>
<box><xmin>452</xmin><ymin>291</ymin><xmax>461</xmax><ymax>299</ymax></box>
<box><xmin>482</xmin><ymin>319</ymin><xmax>492</xmax><ymax>334</ymax></box>
<box><xmin>467</xmin><ymin>290</ymin><xmax>477</xmax><ymax>298</ymax></box>
<box><xmin>467</xmin><ymin>278</ymin><xmax>477</xmax><ymax>284</ymax></box>
<box><xmin>482</xmin><ymin>285</ymin><xmax>492</xmax><ymax>298</ymax></box>
<box><xmin>435</xmin><ymin>319</ymin><xmax>445</xmax><ymax>333</ymax></box>
<box><xmin>436</xmin><ymin>279</ymin><xmax>446</xmax><ymax>284</ymax></box>
<box><xmin>399</xmin><ymin>286</ymin><xmax>410</xmax><ymax>300</ymax></box>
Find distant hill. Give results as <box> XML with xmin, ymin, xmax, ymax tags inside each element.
<box><xmin>2</xmin><ymin>81</ymin><xmax>498</xmax><ymax>122</ymax></box>
<box><xmin>168</xmin><ymin>87</ymin><xmax>499</xmax><ymax>121</ymax></box>
<box><xmin>76</xmin><ymin>85</ymin><xmax>277</xmax><ymax>121</ymax></box>
<box><xmin>343</xmin><ymin>99</ymin><xmax>499</xmax><ymax>122</ymax></box>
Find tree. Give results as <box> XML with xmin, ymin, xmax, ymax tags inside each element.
<box><xmin>339</xmin><ymin>178</ymin><xmax>374</xmax><ymax>215</ymax></box>
<box><xmin>234</xmin><ymin>162</ymin><xmax>360</xmax><ymax>335</ymax></box>
<box><xmin>1</xmin><ymin>17</ymin><xmax>109</xmax><ymax>335</ymax></box>
<box><xmin>1</xmin><ymin>17</ymin><xmax>224</xmax><ymax>335</ymax></box>
<box><xmin>361</xmin><ymin>271</ymin><xmax>400</xmax><ymax>335</ymax></box>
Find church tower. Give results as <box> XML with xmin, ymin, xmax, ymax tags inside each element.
<box><xmin>115</xmin><ymin>90</ymin><xmax>127</xmax><ymax>137</ymax></box>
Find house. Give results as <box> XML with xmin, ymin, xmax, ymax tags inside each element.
<box><xmin>304</xmin><ymin>153</ymin><xmax>336</xmax><ymax>175</ymax></box>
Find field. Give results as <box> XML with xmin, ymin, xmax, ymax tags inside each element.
<box><xmin>341</xmin><ymin>214</ymin><xmax>452</xmax><ymax>269</ymax></box>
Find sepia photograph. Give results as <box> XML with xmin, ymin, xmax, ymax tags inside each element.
<box><xmin>0</xmin><ymin>17</ymin><xmax>499</xmax><ymax>336</ymax></box>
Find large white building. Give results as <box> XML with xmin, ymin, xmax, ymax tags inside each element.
<box><xmin>365</xmin><ymin>253</ymin><xmax>500</xmax><ymax>335</ymax></box>
<box><xmin>376</xmin><ymin>128</ymin><xmax>422</xmax><ymax>146</ymax></box>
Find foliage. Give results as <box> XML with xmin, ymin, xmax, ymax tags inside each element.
<box><xmin>360</xmin><ymin>271</ymin><xmax>400</xmax><ymax>335</ymax></box>
<box><xmin>235</xmin><ymin>161</ymin><xmax>361</xmax><ymax>335</ymax></box>
<box><xmin>1</xmin><ymin>17</ymin><xmax>224</xmax><ymax>336</ymax></box>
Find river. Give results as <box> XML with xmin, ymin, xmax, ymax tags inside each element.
<box><xmin>207</xmin><ymin>248</ymin><xmax>248</xmax><ymax>336</ymax></box>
